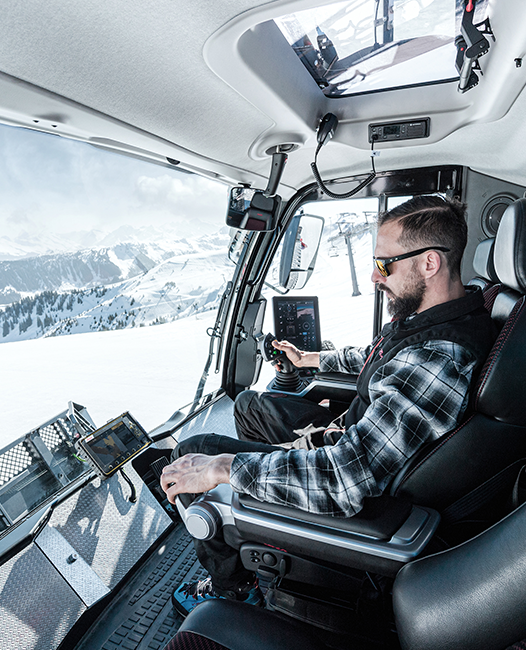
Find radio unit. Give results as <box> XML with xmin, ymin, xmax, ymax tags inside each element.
<box><xmin>369</xmin><ymin>118</ymin><xmax>430</xmax><ymax>143</ymax></box>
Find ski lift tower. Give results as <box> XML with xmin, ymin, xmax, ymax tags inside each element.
<box><xmin>329</xmin><ymin>214</ymin><xmax>361</xmax><ymax>297</ymax></box>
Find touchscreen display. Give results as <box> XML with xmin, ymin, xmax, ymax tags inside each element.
<box><xmin>79</xmin><ymin>413</ymin><xmax>150</xmax><ymax>477</ymax></box>
<box><xmin>272</xmin><ymin>296</ymin><xmax>321</xmax><ymax>352</ymax></box>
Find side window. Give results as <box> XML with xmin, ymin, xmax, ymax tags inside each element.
<box><xmin>256</xmin><ymin>197</ymin><xmax>379</xmax><ymax>389</ymax></box>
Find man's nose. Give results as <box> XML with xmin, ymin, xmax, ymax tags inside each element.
<box><xmin>371</xmin><ymin>265</ymin><xmax>384</xmax><ymax>283</ymax></box>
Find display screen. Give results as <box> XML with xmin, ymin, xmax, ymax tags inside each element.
<box><xmin>272</xmin><ymin>296</ymin><xmax>321</xmax><ymax>352</ymax></box>
<box><xmin>78</xmin><ymin>413</ymin><xmax>150</xmax><ymax>476</ymax></box>
<box><xmin>383</xmin><ymin>124</ymin><xmax>400</xmax><ymax>136</ymax></box>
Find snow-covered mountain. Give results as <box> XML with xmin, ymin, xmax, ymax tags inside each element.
<box><xmin>0</xmin><ymin>221</ymin><xmax>221</xmax><ymax>261</ymax></box>
<box><xmin>0</xmin><ymin>215</ymin><xmax>375</xmax><ymax>345</ymax></box>
<box><xmin>0</xmin><ymin>228</ymin><xmax>232</xmax><ymax>296</ymax></box>
<box><xmin>0</xmin><ymin>225</ymin><xmax>234</xmax><ymax>343</ymax></box>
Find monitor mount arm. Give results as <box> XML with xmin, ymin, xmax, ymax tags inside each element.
<box><xmin>263</xmin><ymin>146</ymin><xmax>290</xmax><ymax>198</ymax></box>
<box><xmin>455</xmin><ymin>0</ymin><xmax>494</xmax><ymax>93</ymax></box>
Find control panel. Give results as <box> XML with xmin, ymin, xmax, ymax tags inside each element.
<box><xmin>272</xmin><ymin>296</ymin><xmax>321</xmax><ymax>352</ymax></box>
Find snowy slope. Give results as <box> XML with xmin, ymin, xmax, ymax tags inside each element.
<box><xmin>0</xmin><ymin>311</ymin><xmax>222</xmax><ymax>446</ymax></box>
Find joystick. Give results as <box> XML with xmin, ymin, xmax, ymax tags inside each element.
<box><xmin>261</xmin><ymin>333</ymin><xmax>304</xmax><ymax>393</ymax></box>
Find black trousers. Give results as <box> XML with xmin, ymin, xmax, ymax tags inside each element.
<box><xmin>234</xmin><ymin>390</ymin><xmax>336</xmax><ymax>445</ymax></box>
<box><xmin>172</xmin><ymin>391</ymin><xmax>336</xmax><ymax>593</ymax></box>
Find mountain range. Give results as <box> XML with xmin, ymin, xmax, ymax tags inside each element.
<box><xmin>0</xmin><ymin>225</ymin><xmax>233</xmax><ymax>342</ymax></box>
<box><xmin>0</xmin><ymin>216</ymin><xmax>374</xmax><ymax>345</ymax></box>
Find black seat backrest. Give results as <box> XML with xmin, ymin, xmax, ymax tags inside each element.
<box><xmin>390</xmin><ymin>199</ymin><xmax>526</xmax><ymax>513</ymax></box>
<box><xmin>469</xmin><ymin>236</ymin><xmax>500</xmax><ymax>312</ymax></box>
<box><xmin>394</xmin><ymin>501</ymin><xmax>526</xmax><ymax>650</ymax></box>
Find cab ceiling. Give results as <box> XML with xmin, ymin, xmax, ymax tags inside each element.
<box><xmin>1</xmin><ymin>0</ymin><xmax>526</xmax><ymax>195</ymax></box>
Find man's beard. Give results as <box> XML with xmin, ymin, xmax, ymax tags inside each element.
<box><xmin>378</xmin><ymin>266</ymin><xmax>427</xmax><ymax>320</ymax></box>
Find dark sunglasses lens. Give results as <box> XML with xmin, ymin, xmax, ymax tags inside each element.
<box><xmin>375</xmin><ymin>260</ymin><xmax>389</xmax><ymax>277</ymax></box>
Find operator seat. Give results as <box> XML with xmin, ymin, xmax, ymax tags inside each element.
<box><xmin>469</xmin><ymin>235</ymin><xmax>500</xmax><ymax>311</ymax></box>
<box><xmin>163</xmin><ymin>499</ymin><xmax>526</xmax><ymax>650</ymax></box>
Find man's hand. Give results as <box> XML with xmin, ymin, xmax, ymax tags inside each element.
<box><xmin>160</xmin><ymin>453</ymin><xmax>234</xmax><ymax>504</ymax></box>
<box><xmin>272</xmin><ymin>339</ymin><xmax>320</xmax><ymax>369</ymax></box>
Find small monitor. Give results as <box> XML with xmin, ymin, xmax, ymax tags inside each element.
<box><xmin>272</xmin><ymin>296</ymin><xmax>321</xmax><ymax>352</ymax></box>
<box><xmin>76</xmin><ymin>412</ymin><xmax>151</xmax><ymax>478</ymax></box>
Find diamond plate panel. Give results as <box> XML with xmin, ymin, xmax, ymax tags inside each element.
<box><xmin>177</xmin><ymin>395</ymin><xmax>236</xmax><ymax>443</ymax></box>
<box><xmin>36</xmin><ymin>526</ymin><xmax>110</xmax><ymax>606</ymax></box>
<box><xmin>46</xmin><ymin>463</ymin><xmax>171</xmax><ymax>589</ymax></box>
<box><xmin>0</xmin><ymin>543</ymin><xmax>85</xmax><ymax>650</ymax></box>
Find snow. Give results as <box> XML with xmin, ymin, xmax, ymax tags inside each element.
<box><xmin>0</xmin><ymin>311</ymin><xmax>222</xmax><ymax>447</ymax></box>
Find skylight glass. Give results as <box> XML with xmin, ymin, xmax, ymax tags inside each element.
<box><xmin>275</xmin><ymin>0</ymin><xmax>488</xmax><ymax>96</ymax></box>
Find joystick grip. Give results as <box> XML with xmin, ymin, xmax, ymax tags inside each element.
<box><xmin>262</xmin><ymin>332</ymin><xmax>285</xmax><ymax>362</ymax></box>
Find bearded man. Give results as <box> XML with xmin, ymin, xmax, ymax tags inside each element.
<box><xmin>161</xmin><ymin>195</ymin><xmax>497</xmax><ymax>612</ymax></box>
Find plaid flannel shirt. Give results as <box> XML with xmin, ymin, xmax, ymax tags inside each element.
<box><xmin>230</xmin><ymin>340</ymin><xmax>477</xmax><ymax>518</ymax></box>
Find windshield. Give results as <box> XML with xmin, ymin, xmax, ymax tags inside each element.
<box><xmin>0</xmin><ymin>124</ymin><xmax>231</xmax><ymax>448</ymax></box>
<box><xmin>275</xmin><ymin>0</ymin><xmax>488</xmax><ymax>96</ymax></box>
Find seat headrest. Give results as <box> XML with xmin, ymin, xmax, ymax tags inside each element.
<box><xmin>472</xmin><ymin>237</ymin><xmax>498</xmax><ymax>283</ymax></box>
<box><xmin>494</xmin><ymin>198</ymin><xmax>526</xmax><ymax>292</ymax></box>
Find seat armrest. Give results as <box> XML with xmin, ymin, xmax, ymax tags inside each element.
<box><xmin>312</xmin><ymin>372</ymin><xmax>359</xmax><ymax>384</ymax></box>
<box><xmin>237</xmin><ymin>493</ymin><xmax>411</xmax><ymax>539</ymax></box>
<box><xmin>301</xmin><ymin>372</ymin><xmax>358</xmax><ymax>404</ymax></box>
<box><xmin>177</xmin><ymin>485</ymin><xmax>440</xmax><ymax>572</ymax></box>
<box><xmin>232</xmin><ymin>493</ymin><xmax>440</xmax><ymax>567</ymax></box>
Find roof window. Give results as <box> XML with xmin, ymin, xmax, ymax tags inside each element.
<box><xmin>275</xmin><ymin>0</ymin><xmax>488</xmax><ymax>96</ymax></box>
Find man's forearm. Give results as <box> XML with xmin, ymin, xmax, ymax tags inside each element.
<box><xmin>297</xmin><ymin>351</ymin><xmax>320</xmax><ymax>368</ymax></box>
<box><xmin>208</xmin><ymin>453</ymin><xmax>234</xmax><ymax>485</ymax></box>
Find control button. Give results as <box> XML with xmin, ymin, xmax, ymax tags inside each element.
<box><xmin>250</xmin><ymin>551</ymin><xmax>260</xmax><ymax>557</ymax></box>
<box><xmin>251</xmin><ymin>557</ymin><xmax>260</xmax><ymax>563</ymax></box>
<box><xmin>262</xmin><ymin>553</ymin><xmax>277</xmax><ymax>567</ymax></box>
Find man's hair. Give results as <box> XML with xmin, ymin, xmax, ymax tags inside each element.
<box><xmin>377</xmin><ymin>195</ymin><xmax>468</xmax><ymax>278</ymax></box>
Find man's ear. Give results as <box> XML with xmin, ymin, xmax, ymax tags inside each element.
<box><xmin>421</xmin><ymin>250</ymin><xmax>442</xmax><ymax>278</ymax></box>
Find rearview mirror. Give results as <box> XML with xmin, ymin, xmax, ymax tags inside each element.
<box><xmin>279</xmin><ymin>213</ymin><xmax>324</xmax><ymax>290</ymax></box>
<box><xmin>226</xmin><ymin>187</ymin><xmax>281</xmax><ymax>232</ymax></box>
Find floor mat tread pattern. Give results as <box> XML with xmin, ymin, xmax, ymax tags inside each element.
<box><xmin>81</xmin><ymin>525</ymin><xmax>206</xmax><ymax>650</ymax></box>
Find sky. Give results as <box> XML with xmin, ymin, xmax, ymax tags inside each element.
<box><xmin>0</xmin><ymin>122</ymin><xmax>229</xmax><ymax>241</ymax></box>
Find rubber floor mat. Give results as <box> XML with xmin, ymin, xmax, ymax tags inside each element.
<box><xmin>75</xmin><ymin>525</ymin><xmax>207</xmax><ymax>650</ymax></box>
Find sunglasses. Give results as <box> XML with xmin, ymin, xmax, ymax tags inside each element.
<box><xmin>373</xmin><ymin>246</ymin><xmax>450</xmax><ymax>277</ymax></box>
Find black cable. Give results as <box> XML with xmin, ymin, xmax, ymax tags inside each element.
<box><xmin>310</xmin><ymin>138</ymin><xmax>377</xmax><ymax>200</ymax></box>
<box><xmin>119</xmin><ymin>467</ymin><xmax>137</xmax><ymax>503</ymax></box>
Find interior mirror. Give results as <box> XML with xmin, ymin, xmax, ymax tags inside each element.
<box><xmin>226</xmin><ymin>186</ymin><xmax>281</xmax><ymax>232</ymax></box>
<box><xmin>279</xmin><ymin>213</ymin><xmax>324</xmax><ymax>290</ymax></box>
